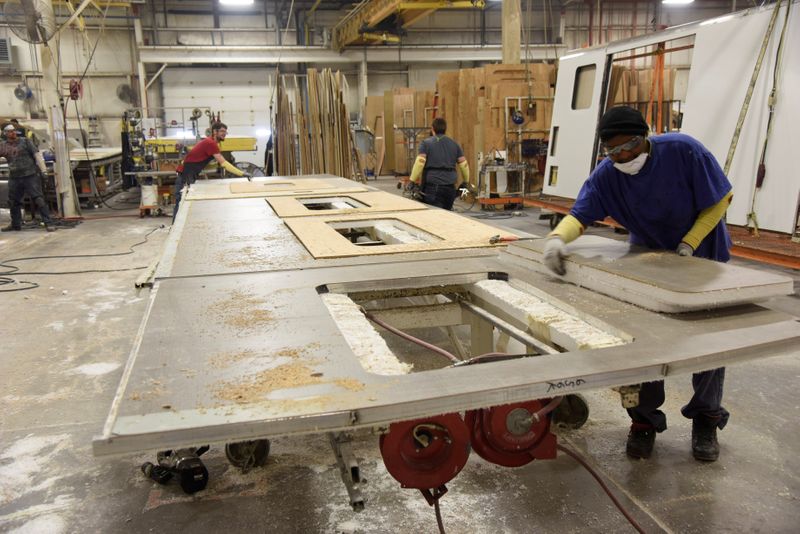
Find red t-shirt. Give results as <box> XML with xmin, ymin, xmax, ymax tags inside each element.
<box><xmin>177</xmin><ymin>137</ymin><xmax>220</xmax><ymax>172</ymax></box>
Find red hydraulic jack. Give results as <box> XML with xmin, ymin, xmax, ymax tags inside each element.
<box><xmin>379</xmin><ymin>398</ymin><xmax>561</xmax><ymax>506</ymax></box>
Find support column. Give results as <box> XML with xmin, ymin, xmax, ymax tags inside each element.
<box><xmin>358</xmin><ymin>56</ymin><xmax>368</xmax><ymax>123</ymax></box>
<box><xmin>502</xmin><ymin>0</ymin><xmax>521</xmax><ymax>64</ymax></box>
<box><xmin>133</xmin><ymin>18</ymin><xmax>149</xmax><ymax>113</ymax></box>
<box><xmin>40</xmin><ymin>40</ymin><xmax>80</xmax><ymax>215</ymax></box>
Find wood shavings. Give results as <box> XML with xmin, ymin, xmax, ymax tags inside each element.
<box><xmin>334</xmin><ymin>378</ymin><xmax>366</xmax><ymax>392</ymax></box>
<box><xmin>207</xmin><ymin>290</ymin><xmax>276</xmax><ymax>329</ymax></box>
<box><xmin>209</xmin><ymin>344</ymin><xmax>322</xmax><ymax>369</ymax></box>
<box><xmin>213</xmin><ymin>362</ymin><xmax>322</xmax><ymax>404</ymax></box>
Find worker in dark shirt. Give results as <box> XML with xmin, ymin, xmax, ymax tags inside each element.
<box><xmin>1</xmin><ymin>123</ymin><xmax>55</xmax><ymax>232</ymax></box>
<box><xmin>173</xmin><ymin>122</ymin><xmax>246</xmax><ymax>219</ymax></box>
<box><xmin>409</xmin><ymin>118</ymin><xmax>469</xmax><ymax>210</ymax></box>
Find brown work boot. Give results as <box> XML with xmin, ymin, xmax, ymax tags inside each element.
<box><xmin>626</xmin><ymin>422</ymin><xmax>656</xmax><ymax>459</ymax></box>
<box><xmin>1</xmin><ymin>224</ymin><xmax>21</xmax><ymax>232</ymax></box>
<box><xmin>692</xmin><ymin>416</ymin><xmax>720</xmax><ymax>462</ymax></box>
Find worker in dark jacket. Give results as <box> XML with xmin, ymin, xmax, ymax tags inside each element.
<box><xmin>173</xmin><ymin>122</ymin><xmax>247</xmax><ymax>220</ymax></box>
<box><xmin>544</xmin><ymin>106</ymin><xmax>733</xmax><ymax>462</ymax></box>
<box><xmin>1</xmin><ymin>123</ymin><xmax>55</xmax><ymax>232</ymax></box>
<box><xmin>409</xmin><ymin>118</ymin><xmax>469</xmax><ymax>210</ymax></box>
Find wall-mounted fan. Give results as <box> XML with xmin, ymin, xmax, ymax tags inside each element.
<box><xmin>14</xmin><ymin>82</ymin><xmax>33</xmax><ymax>101</ymax></box>
<box><xmin>3</xmin><ymin>0</ymin><xmax>57</xmax><ymax>44</ymax></box>
<box><xmin>116</xmin><ymin>83</ymin><xmax>136</xmax><ymax>104</ymax></box>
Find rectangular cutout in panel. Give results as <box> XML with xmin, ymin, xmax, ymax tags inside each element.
<box><xmin>300</xmin><ymin>197</ymin><xmax>369</xmax><ymax>210</ymax></box>
<box><xmin>321</xmin><ymin>275</ymin><xmax>631</xmax><ymax>376</ymax></box>
<box><xmin>548</xmin><ymin>165</ymin><xmax>558</xmax><ymax>186</ymax></box>
<box><xmin>550</xmin><ymin>126</ymin><xmax>559</xmax><ymax>156</ymax></box>
<box><xmin>572</xmin><ymin>65</ymin><xmax>596</xmax><ymax>110</ymax></box>
<box><xmin>329</xmin><ymin>220</ymin><xmax>438</xmax><ymax>246</ymax></box>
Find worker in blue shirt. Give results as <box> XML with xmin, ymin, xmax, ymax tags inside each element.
<box><xmin>544</xmin><ymin>106</ymin><xmax>733</xmax><ymax>462</ymax></box>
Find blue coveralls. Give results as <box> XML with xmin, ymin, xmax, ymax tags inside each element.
<box><xmin>571</xmin><ymin>133</ymin><xmax>733</xmax><ymax>431</ymax></box>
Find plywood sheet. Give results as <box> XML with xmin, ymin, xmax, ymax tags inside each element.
<box><xmin>267</xmin><ymin>191</ymin><xmax>427</xmax><ymax>218</ymax></box>
<box><xmin>507</xmin><ymin>235</ymin><xmax>795</xmax><ymax>312</ymax></box>
<box><xmin>184</xmin><ymin>176</ymin><xmax>369</xmax><ymax>201</ymax></box>
<box><xmin>285</xmin><ymin>209</ymin><xmax>513</xmax><ymax>258</ymax></box>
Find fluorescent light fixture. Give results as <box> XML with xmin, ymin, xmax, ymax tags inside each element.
<box><xmin>220</xmin><ymin>0</ymin><xmax>254</xmax><ymax>6</ymax></box>
<box><xmin>700</xmin><ymin>14</ymin><xmax>734</xmax><ymax>26</ymax></box>
<box><xmin>559</xmin><ymin>52</ymin><xmax>585</xmax><ymax>61</ymax></box>
<box><xmin>662</xmin><ymin>0</ymin><xmax>694</xmax><ymax>5</ymax></box>
<box><xmin>255</xmin><ymin>128</ymin><xmax>271</xmax><ymax>137</ymax></box>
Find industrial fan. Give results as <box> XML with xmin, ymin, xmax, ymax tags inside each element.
<box><xmin>116</xmin><ymin>83</ymin><xmax>136</xmax><ymax>104</ymax></box>
<box><xmin>3</xmin><ymin>0</ymin><xmax>58</xmax><ymax>44</ymax></box>
<box><xmin>14</xmin><ymin>83</ymin><xmax>33</xmax><ymax>101</ymax></box>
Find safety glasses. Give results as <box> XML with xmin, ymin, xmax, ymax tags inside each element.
<box><xmin>601</xmin><ymin>136</ymin><xmax>643</xmax><ymax>157</ymax></box>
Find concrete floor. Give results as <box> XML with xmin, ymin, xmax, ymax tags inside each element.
<box><xmin>1</xmin><ymin>179</ymin><xmax>798</xmax><ymax>534</ymax></box>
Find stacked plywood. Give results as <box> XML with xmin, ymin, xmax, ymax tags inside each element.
<box><xmin>275</xmin><ymin>69</ymin><xmax>362</xmax><ymax>181</ymax></box>
<box><xmin>437</xmin><ymin>63</ymin><xmax>556</xmax><ymax>190</ymax></box>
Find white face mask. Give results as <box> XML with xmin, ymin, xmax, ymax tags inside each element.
<box><xmin>613</xmin><ymin>152</ymin><xmax>648</xmax><ymax>175</ymax></box>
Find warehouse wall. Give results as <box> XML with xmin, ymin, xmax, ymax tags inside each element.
<box><xmin>0</xmin><ymin>0</ymin><xmax>739</xmax><ymax>152</ymax></box>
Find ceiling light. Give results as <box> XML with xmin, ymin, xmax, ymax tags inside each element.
<box><xmin>220</xmin><ymin>0</ymin><xmax>254</xmax><ymax>6</ymax></box>
<box><xmin>662</xmin><ymin>0</ymin><xmax>695</xmax><ymax>5</ymax></box>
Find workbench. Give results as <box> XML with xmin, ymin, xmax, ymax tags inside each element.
<box><xmin>95</xmin><ymin>175</ymin><xmax>799</xmax><ymax>511</ymax></box>
<box><xmin>69</xmin><ymin>147</ymin><xmax>123</xmax><ymax>206</ymax></box>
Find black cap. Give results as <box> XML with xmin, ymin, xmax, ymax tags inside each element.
<box><xmin>597</xmin><ymin>106</ymin><xmax>649</xmax><ymax>142</ymax></box>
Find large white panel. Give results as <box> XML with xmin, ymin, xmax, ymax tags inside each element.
<box><xmin>543</xmin><ymin>49</ymin><xmax>608</xmax><ymax>199</ymax></box>
<box><xmin>683</xmin><ymin>4</ymin><xmax>799</xmax><ymax>233</ymax></box>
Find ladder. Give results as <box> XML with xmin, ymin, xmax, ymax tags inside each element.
<box><xmin>87</xmin><ymin>116</ymin><xmax>102</xmax><ymax>147</ymax></box>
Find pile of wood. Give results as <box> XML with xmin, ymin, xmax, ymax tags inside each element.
<box><xmin>364</xmin><ymin>63</ymin><xmax>556</xmax><ymax>191</ymax></box>
<box><xmin>274</xmin><ymin>68</ymin><xmax>362</xmax><ymax>181</ymax></box>
<box><xmin>607</xmin><ymin>65</ymin><xmax>679</xmax><ymax>133</ymax></box>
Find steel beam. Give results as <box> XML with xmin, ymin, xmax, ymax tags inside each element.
<box><xmin>137</xmin><ymin>44</ymin><xmax>566</xmax><ymax>64</ymax></box>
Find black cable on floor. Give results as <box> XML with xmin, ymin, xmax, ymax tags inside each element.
<box><xmin>0</xmin><ymin>225</ymin><xmax>163</xmax><ymax>292</ymax></box>
<box><xmin>556</xmin><ymin>444</ymin><xmax>646</xmax><ymax>533</ymax></box>
<box><xmin>434</xmin><ymin>499</ymin><xmax>446</xmax><ymax>534</ymax></box>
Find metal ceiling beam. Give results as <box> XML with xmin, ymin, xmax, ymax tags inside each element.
<box><xmin>136</xmin><ymin>44</ymin><xmax>566</xmax><ymax>64</ymax></box>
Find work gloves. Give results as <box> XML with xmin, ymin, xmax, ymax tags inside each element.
<box><xmin>543</xmin><ymin>237</ymin><xmax>568</xmax><ymax>276</ymax></box>
<box><xmin>676</xmin><ymin>242</ymin><xmax>694</xmax><ymax>257</ymax></box>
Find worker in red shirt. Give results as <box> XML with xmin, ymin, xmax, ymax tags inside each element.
<box><xmin>173</xmin><ymin>122</ymin><xmax>247</xmax><ymax>219</ymax></box>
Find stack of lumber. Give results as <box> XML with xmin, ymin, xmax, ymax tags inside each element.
<box><xmin>274</xmin><ymin>68</ymin><xmax>362</xmax><ymax>181</ymax></box>
<box><xmin>364</xmin><ymin>63</ymin><xmax>555</xmax><ymax>191</ymax></box>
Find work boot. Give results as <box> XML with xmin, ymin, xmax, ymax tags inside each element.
<box><xmin>692</xmin><ymin>416</ymin><xmax>720</xmax><ymax>462</ymax></box>
<box><xmin>45</xmin><ymin>224</ymin><xmax>56</xmax><ymax>232</ymax></box>
<box><xmin>1</xmin><ymin>224</ymin><xmax>21</xmax><ymax>232</ymax></box>
<box><xmin>626</xmin><ymin>422</ymin><xmax>656</xmax><ymax>459</ymax></box>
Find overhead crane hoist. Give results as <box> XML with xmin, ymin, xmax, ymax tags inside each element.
<box><xmin>333</xmin><ymin>0</ymin><xmax>486</xmax><ymax>50</ymax></box>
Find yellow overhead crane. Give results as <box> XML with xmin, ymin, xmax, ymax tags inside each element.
<box><xmin>332</xmin><ymin>0</ymin><xmax>485</xmax><ymax>51</ymax></box>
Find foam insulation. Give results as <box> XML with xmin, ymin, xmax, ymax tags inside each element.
<box><xmin>321</xmin><ymin>293</ymin><xmax>413</xmax><ymax>376</ymax></box>
<box><xmin>471</xmin><ymin>280</ymin><xmax>628</xmax><ymax>351</ymax></box>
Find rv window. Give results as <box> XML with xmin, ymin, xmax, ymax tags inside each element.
<box><xmin>572</xmin><ymin>65</ymin><xmax>596</xmax><ymax>110</ymax></box>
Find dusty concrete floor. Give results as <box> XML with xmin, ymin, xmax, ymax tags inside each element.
<box><xmin>1</xmin><ymin>179</ymin><xmax>798</xmax><ymax>534</ymax></box>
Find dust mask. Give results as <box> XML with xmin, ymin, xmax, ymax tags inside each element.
<box><xmin>613</xmin><ymin>152</ymin><xmax>648</xmax><ymax>175</ymax></box>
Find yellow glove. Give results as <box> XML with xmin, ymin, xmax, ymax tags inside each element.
<box><xmin>681</xmin><ymin>191</ymin><xmax>733</xmax><ymax>250</ymax></box>
<box><xmin>221</xmin><ymin>159</ymin><xmax>245</xmax><ymax>177</ymax></box>
<box><xmin>457</xmin><ymin>160</ymin><xmax>469</xmax><ymax>185</ymax></box>
<box><xmin>410</xmin><ymin>155</ymin><xmax>426</xmax><ymax>184</ymax></box>
<box><xmin>548</xmin><ymin>214</ymin><xmax>585</xmax><ymax>244</ymax></box>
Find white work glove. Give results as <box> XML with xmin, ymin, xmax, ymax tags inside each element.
<box><xmin>543</xmin><ymin>237</ymin><xmax>568</xmax><ymax>275</ymax></box>
<box><xmin>676</xmin><ymin>242</ymin><xmax>694</xmax><ymax>257</ymax></box>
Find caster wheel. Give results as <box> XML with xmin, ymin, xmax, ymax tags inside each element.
<box><xmin>225</xmin><ymin>439</ymin><xmax>270</xmax><ymax>472</ymax></box>
<box><xmin>551</xmin><ymin>394</ymin><xmax>589</xmax><ymax>430</ymax></box>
